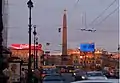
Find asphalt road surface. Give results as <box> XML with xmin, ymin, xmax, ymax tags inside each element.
<box><xmin>61</xmin><ymin>73</ymin><xmax>75</xmax><ymax>83</ymax></box>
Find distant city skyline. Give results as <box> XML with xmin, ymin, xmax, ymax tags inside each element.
<box><xmin>8</xmin><ymin>0</ymin><xmax>119</xmax><ymax>52</ymax></box>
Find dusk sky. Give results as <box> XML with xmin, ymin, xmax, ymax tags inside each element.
<box><xmin>8</xmin><ymin>0</ymin><xmax>119</xmax><ymax>52</ymax></box>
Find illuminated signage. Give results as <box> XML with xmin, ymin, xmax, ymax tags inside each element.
<box><xmin>10</xmin><ymin>44</ymin><xmax>42</xmax><ymax>50</ymax></box>
<box><xmin>80</xmin><ymin>43</ymin><xmax>95</xmax><ymax>52</ymax></box>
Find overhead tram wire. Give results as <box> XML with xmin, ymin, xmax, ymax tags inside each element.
<box><xmin>88</xmin><ymin>0</ymin><xmax>117</xmax><ymax>26</ymax></box>
<box><xmin>72</xmin><ymin>0</ymin><xmax>81</xmax><ymax>11</ymax></box>
<box><xmin>68</xmin><ymin>0</ymin><xmax>81</xmax><ymax>19</ymax></box>
<box><xmin>70</xmin><ymin>0</ymin><xmax>116</xmax><ymax>32</ymax></box>
<box><xmin>94</xmin><ymin>7</ymin><xmax>118</xmax><ymax>27</ymax></box>
<box><xmin>83</xmin><ymin>7</ymin><xmax>118</xmax><ymax>33</ymax></box>
<box><xmin>57</xmin><ymin>0</ymin><xmax>80</xmax><ymax>31</ymax></box>
<box><xmin>90</xmin><ymin>7</ymin><xmax>118</xmax><ymax>33</ymax></box>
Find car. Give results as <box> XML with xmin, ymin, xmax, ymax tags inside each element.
<box><xmin>86</xmin><ymin>71</ymin><xmax>107</xmax><ymax>80</ymax></box>
<box><xmin>73</xmin><ymin>69</ymin><xmax>87</xmax><ymax>81</ymax></box>
<box><xmin>102</xmin><ymin>70</ymin><xmax>111</xmax><ymax>78</ymax></box>
<box><xmin>42</xmin><ymin>68</ymin><xmax>59</xmax><ymax>77</ymax></box>
<box><xmin>114</xmin><ymin>70</ymin><xmax>119</xmax><ymax>79</ymax></box>
<box><xmin>42</xmin><ymin>75</ymin><xmax>65</xmax><ymax>83</ymax></box>
<box><xmin>71</xmin><ymin>79</ymin><xmax>119</xmax><ymax>83</ymax></box>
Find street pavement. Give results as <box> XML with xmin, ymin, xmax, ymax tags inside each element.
<box><xmin>61</xmin><ymin>73</ymin><xmax>75</xmax><ymax>83</ymax></box>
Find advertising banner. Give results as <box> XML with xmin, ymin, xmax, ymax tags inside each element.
<box><xmin>80</xmin><ymin>43</ymin><xmax>95</xmax><ymax>52</ymax></box>
<box><xmin>9</xmin><ymin>62</ymin><xmax>21</xmax><ymax>82</ymax></box>
<box><xmin>10</xmin><ymin>44</ymin><xmax>42</xmax><ymax>50</ymax></box>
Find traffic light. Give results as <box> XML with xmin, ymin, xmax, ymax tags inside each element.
<box><xmin>58</xmin><ymin>28</ymin><xmax>61</xmax><ymax>32</ymax></box>
<box><xmin>46</xmin><ymin>43</ymin><xmax>50</xmax><ymax>46</ymax></box>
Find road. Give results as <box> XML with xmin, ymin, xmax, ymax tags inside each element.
<box><xmin>61</xmin><ymin>73</ymin><xmax>75</xmax><ymax>83</ymax></box>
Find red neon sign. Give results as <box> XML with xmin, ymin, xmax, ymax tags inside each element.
<box><xmin>10</xmin><ymin>44</ymin><xmax>42</xmax><ymax>50</ymax></box>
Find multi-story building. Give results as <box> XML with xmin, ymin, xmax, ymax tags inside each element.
<box><xmin>10</xmin><ymin>44</ymin><xmax>44</xmax><ymax>68</ymax></box>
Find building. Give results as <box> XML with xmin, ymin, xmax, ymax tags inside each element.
<box><xmin>2</xmin><ymin>0</ymin><xmax>8</xmax><ymax>47</ymax></box>
<box><xmin>41</xmin><ymin>48</ymin><xmax>118</xmax><ymax>70</ymax></box>
<box><xmin>1</xmin><ymin>0</ymin><xmax>11</xmax><ymax>58</ymax></box>
<box><xmin>47</xmin><ymin>55</ymin><xmax>61</xmax><ymax>65</ymax></box>
<box><xmin>0</xmin><ymin>0</ymin><xmax>9</xmax><ymax>81</ymax></box>
<box><xmin>45</xmin><ymin>52</ymin><xmax>72</xmax><ymax>65</ymax></box>
<box><xmin>9</xmin><ymin>44</ymin><xmax>44</xmax><ymax>68</ymax></box>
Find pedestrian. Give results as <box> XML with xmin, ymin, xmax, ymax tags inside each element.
<box><xmin>24</xmin><ymin>69</ymin><xmax>28</xmax><ymax>83</ymax></box>
<box><xmin>21</xmin><ymin>68</ymin><xmax>25</xmax><ymax>83</ymax></box>
<box><xmin>3</xmin><ymin>63</ymin><xmax>10</xmax><ymax>83</ymax></box>
<box><xmin>3</xmin><ymin>63</ymin><xmax>10</xmax><ymax>77</ymax></box>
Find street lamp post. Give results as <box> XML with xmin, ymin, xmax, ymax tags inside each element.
<box><xmin>33</xmin><ymin>25</ymin><xmax>37</xmax><ymax>69</ymax></box>
<box><xmin>118</xmin><ymin>45</ymin><xmax>119</xmax><ymax>69</ymax></box>
<box><xmin>118</xmin><ymin>45</ymin><xmax>120</xmax><ymax>53</ymax></box>
<box><xmin>27</xmin><ymin>0</ymin><xmax>33</xmax><ymax>82</ymax></box>
<box><xmin>35</xmin><ymin>37</ymin><xmax>38</xmax><ymax>68</ymax></box>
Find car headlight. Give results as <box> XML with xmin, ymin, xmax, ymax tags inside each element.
<box><xmin>73</xmin><ymin>73</ymin><xmax>76</xmax><ymax>76</ymax></box>
<box><xmin>69</xmin><ymin>70</ymin><xmax>72</xmax><ymax>72</ymax></box>
<box><xmin>81</xmin><ymin>76</ymin><xmax>85</xmax><ymax>79</ymax></box>
<box><xmin>105</xmin><ymin>77</ymin><xmax>107</xmax><ymax>80</ymax></box>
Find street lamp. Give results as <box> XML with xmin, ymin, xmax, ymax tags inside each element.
<box><xmin>27</xmin><ymin>0</ymin><xmax>33</xmax><ymax>82</ymax></box>
<box><xmin>33</xmin><ymin>25</ymin><xmax>37</xmax><ymax>69</ymax></box>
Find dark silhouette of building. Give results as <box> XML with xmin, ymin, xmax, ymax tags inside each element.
<box><xmin>0</xmin><ymin>0</ymin><xmax>4</xmax><ymax>71</ymax></box>
<box><xmin>2</xmin><ymin>0</ymin><xmax>8</xmax><ymax>47</ymax></box>
<box><xmin>0</xmin><ymin>0</ymin><xmax>9</xmax><ymax>82</ymax></box>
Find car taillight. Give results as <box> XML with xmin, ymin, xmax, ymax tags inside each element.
<box><xmin>42</xmin><ymin>74</ymin><xmax>46</xmax><ymax>77</ymax></box>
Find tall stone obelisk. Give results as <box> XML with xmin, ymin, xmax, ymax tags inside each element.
<box><xmin>61</xmin><ymin>10</ymin><xmax>67</xmax><ymax>65</ymax></box>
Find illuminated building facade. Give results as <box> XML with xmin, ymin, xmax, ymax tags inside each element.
<box><xmin>10</xmin><ymin>44</ymin><xmax>44</xmax><ymax>67</ymax></box>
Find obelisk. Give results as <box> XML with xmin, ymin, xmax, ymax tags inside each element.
<box><xmin>62</xmin><ymin>10</ymin><xmax>67</xmax><ymax>65</ymax></box>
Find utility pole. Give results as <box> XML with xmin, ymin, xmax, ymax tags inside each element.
<box><xmin>35</xmin><ymin>37</ymin><xmax>38</xmax><ymax>68</ymax></box>
<box><xmin>33</xmin><ymin>25</ymin><xmax>37</xmax><ymax>69</ymax></box>
<box><xmin>34</xmin><ymin>37</ymin><xmax>39</xmax><ymax>83</ymax></box>
<box><xmin>27</xmin><ymin>0</ymin><xmax>33</xmax><ymax>82</ymax></box>
<box><xmin>117</xmin><ymin>45</ymin><xmax>119</xmax><ymax>69</ymax></box>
